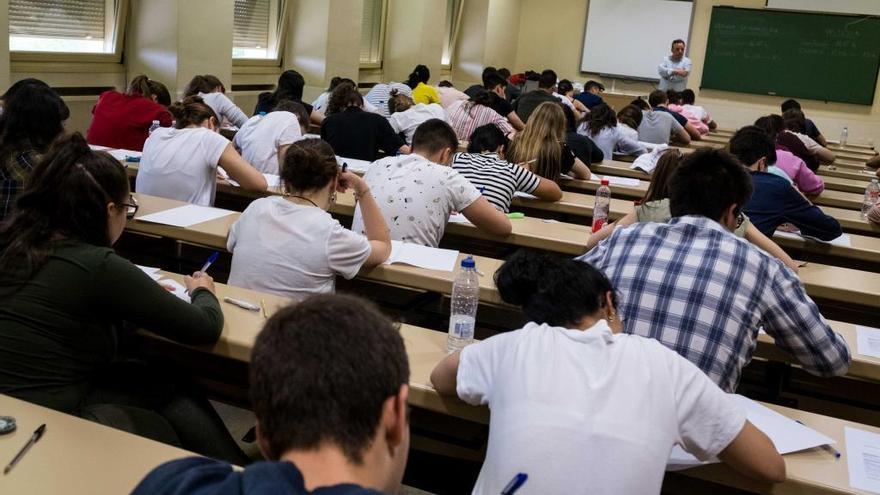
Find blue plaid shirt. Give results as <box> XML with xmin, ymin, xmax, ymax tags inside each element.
<box><xmin>578</xmin><ymin>215</ymin><xmax>850</xmax><ymax>392</ymax></box>
<box><xmin>0</xmin><ymin>149</ymin><xmax>38</xmax><ymax>221</ymax></box>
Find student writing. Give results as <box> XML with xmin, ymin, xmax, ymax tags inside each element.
<box><xmin>87</xmin><ymin>75</ymin><xmax>172</xmax><ymax>151</ymax></box>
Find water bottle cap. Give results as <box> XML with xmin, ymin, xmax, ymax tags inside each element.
<box><xmin>152</xmin><ymin>120</ymin><xmax>159</xmax><ymax>124</ymax></box>
<box><xmin>461</xmin><ymin>256</ymin><xmax>475</xmax><ymax>268</ymax></box>
<box><xmin>258</xmin><ymin>111</ymin><xmax>267</xmax><ymax>116</ymax></box>
<box><xmin>600</xmin><ymin>179</ymin><xmax>610</xmax><ymax>186</ymax></box>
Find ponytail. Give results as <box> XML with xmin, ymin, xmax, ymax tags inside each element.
<box><xmin>406</xmin><ymin>64</ymin><xmax>430</xmax><ymax>89</ymax></box>
<box><xmin>127</xmin><ymin>75</ymin><xmax>171</xmax><ymax>106</ymax></box>
<box><xmin>279</xmin><ymin>138</ymin><xmax>338</xmax><ymax>193</ymax></box>
<box><xmin>168</xmin><ymin>96</ymin><xmax>219</xmax><ymax>129</ymax></box>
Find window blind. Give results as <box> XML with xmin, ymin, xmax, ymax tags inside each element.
<box><xmin>360</xmin><ymin>0</ymin><xmax>384</xmax><ymax>64</ymax></box>
<box><xmin>234</xmin><ymin>0</ymin><xmax>270</xmax><ymax>49</ymax></box>
<box><xmin>10</xmin><ymin>0</ymin><xmax>106</xmax><ymax>41</ymax></box>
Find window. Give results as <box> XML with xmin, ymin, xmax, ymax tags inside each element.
<box><xmin>233</xmin><ymin>0</ymin><xmax>285</xmax><ymax>59</ymax></box>
<box><xmin>360</xmin><ymin>0</ymin><xmax>387</xmax><ymax>67</ymax></box>
<box><xmin>441</xmin><ymin>0</ymin><xmax>464</xmax><ymax>68</ymax></box>
<box><xmin>9</xmin><ymin>0</ymin><xmax>121</xmax><ymax>54</ymax></box>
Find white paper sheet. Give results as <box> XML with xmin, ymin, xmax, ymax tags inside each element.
<box><xmin>383</xmin><ymin>240</ymin><xmax>460</xmax><ymax>272</ymax></box>
<box><xmin>774</xmin><ymin>230</ymin><xmax>853</xmax><ymax>247</ymax></box>
<box><xmin>846</xmin><ymin>426</ymin><xmax>880</xmax><ymax>493</ymax></box>
<box><xmin>448</xmin><ymin>213</ymin><xmax>471</xmax><ymax>224</ymax></box>
<box><xmin>107</xmin><ymin>149</ymin><xmax>142</xmax><ymax>161</ymax></box>
<box><xmin>513</xmin><ymin>191</ymin><xmax>538</xmax><ymax>200</ymax></box>
<box><xmin>89</xmin><ymin>144</ymin><xmax>113</xmax><ymax>151</ymax></box>
<box><xmin>856</xmin><ymin>326</ymin><xmax>880</xmax><ymax>359</ymax></box>
<box><xmin>158</xmin><ymin>278</ymin><xmax>191</xmax><ymax>303</ymax></box>
<box><xmin>136</xmin><ymin>265</ymin><xmax>162</xmax><ymax>281</ymax></box>
<box><xmin>336</xmin><ymin>156</ymin><xmax>372</xmax><ymax>174</ymax></box>
<box><xmin>226</xmin><ymin>173</ymin><xmax>280</xmax><ymax>188</ymax></box>
<box><xmin>590</xmin><ymin>175</ymin><xmax>641</xmax><ymax>187</ymax></box>
<box><xmin>667</xmin><ymin>395</ymin><xmax>835</xmax><ymax>470</ymax></box>
<box><xmin>136</xmin><ymin>204</ymin><xmax>234</xmax><ymax>228</ymax></box>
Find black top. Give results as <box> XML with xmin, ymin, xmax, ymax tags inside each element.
<box><xmin>565</xmin><ymin>131</ymin><xmax>603</xmax><ymax>164</ymax></box>
<box><xmin>321</xmin><ymin>107</ymin><xmax>405</xmax><ymax>161</ymax></box>
<box><xmin>0</xmin><ymin>241</ymin><xmax>223</xmax><ymax>412</ymax></box>
<box><xmin>512</xmin><ymin>90</ymin><xmax>559</xmax><ymax>123</ymax></box>
<box><xmin>254</xmin><ymin>93</ymin><xmax>314</xmax><ymax>117</ymax></box>
<box><xmin>574</xmin><ymin>92</ymin><xmax>604</xmax><ymax>109</ymax></box>
<box><xmin>804</xmin><ymin>118</ymin><xmax>822</xmax><ymax>141</ymax></box>
<box><xmin>561</xmin><ymin>143</ymin><xmax>577</xmax><ymax>174</ymax></box>
<box><xmin>745</xmin><ymin>171</ymin><xmax>842</xmax><ymax>240</ymax></box>
<box><xmin>776</xmin><ymin>132</ymin><xmax>819</xmax><ymax>172</ymax></box>
<box><xmin>654</xmin><ymin>106</ymin><xmax>688</xmax><ymax>126</ymax></box>
<box><xmin>462</xmin><ymin>87</ymin><xmax>513</xmax><ymax>118</ymax></box>
<box><xmin>133</xmin><ymin>457</ymin><xmax>384</xmax><ymax>495</ymax></box>
<box><xmin>464</xmin><ymin>84</ymin><xmax>484</xmax><ymax>98</ymax></box>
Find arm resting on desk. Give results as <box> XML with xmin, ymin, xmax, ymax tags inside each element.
<box><xmin>718</xmin><ymin>421</ymin><xmax>786</xmax><ymax>484</ymax></box>
<box><xmin>462</xmin><ymin>197</ymin><xmax>513</xmax><ymax>237</ymax></box>
<box><xmin>430</xmin><ymin>351</ymin><xmax>461</xmax><ymax>396</ymax></box>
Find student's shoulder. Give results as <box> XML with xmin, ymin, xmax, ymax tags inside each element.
<box><xmin>131</xmin><ymin>456</ymin><xmax>235</xmax><ymax>495</ymax></box>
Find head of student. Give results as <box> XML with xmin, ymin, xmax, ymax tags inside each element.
<box><xmin>437</xmin><ymin>80</ymin><xmax>454</xmax><ymax>88</ymax></box>
<box><xmin>728</xmin><ymin>125</ymin><xmax>777</xmax><ymax>171</ymax></box>
<box><xmin>666</xmin><ymin>90</ymin><xmax>682</xmax><ymax>105</ymax></box>
<box><xmin>671</xmin><ymin>39</ymin><xmax>686</xmax><ymax>59</ymax></box>
<box><xmin>274</xmin><ymin>99</ymin><xmax>310</xmax><ymax>129</ymax></box>
<box><xmin>0</xmin><ymin>132</ymin><xmax>133</xmax><ymax>275</ymax></box>
<box><xmin>275</xmin><ymin>70</ymin><xmax>306</xmax><ymax>101</ymax></box>
<box><xmin>754</xmin><ymin>114</ymin><xmax>785</xmax><ymax>140</ymax></box>
<box><xmin>648</xmin><ymin>90</ymin><xmax>669</xmax><ymax>108</ymax></box>
<box><xmin>325</xmin><ymin>82</ymin><xmax>363</xmax><ymax>115</ymax></box>
<box><xmin>667</xmin><ymin>148</ymin><xmax>753</xmax><ymax>232</ymax></box>
<box><xmin>586</xmin><ymin>103</ymin><xmax>617</xmax><ymax>135</ymax></box>
<box><xmin>497</xmin><ymin>67</ymin><xmax>511</xmax><ymax>81</ymax></box>
<box><xmin>630</xmin><ymin>97</ymin><xmax>650</xmax><ymax>111</ymax></box>
<box><xmin>483</xmin><ymin>72</ymin><xmax>508</xmax><ymax>99</ymax></box>
<box><xmin>411</xmin><ymin>119</ymin><xmax>458</xmax><ymax>165</ymax></box>
<box><xmin>183</xmin><ymin>75</ymin><xmax>225</xmax><ymax>97</ymax></box>
<box><xmin>617</xmin><ymin>104</ymin><xmax>644</xmax><ymax>130</ymax></box>
<box><xmin>388</xmin><ymin>89</ymin><xmax>414</xmax><ymax>115</ymax></box>
<box><xmin>496</xmin><ymin>250</ymin><xmax>620</xmax><ymax>330</ymax></box>
<box><xmin>508</xmin><ymin>102</ymin><xmax>567</xmax><ymax>181</ymax></box>
<box><xmin>467</xmin><ymin>123</ymin><xmax>509</xmax><ymax>155</ymax></box>
<box><xmin>480</xmin><ymin>66</ymin><xmax>498</xmax><ymax>86</ymax></box>
<box><xmin>681</xmin><ymin>89</ymin><xmax>697</xmax><ymax>105</ymax></box>
<box><xmin>325</xmin><ymin>76</ymin><xmax>355</xmax><ymax>93</ymax></box>
<box><xmin>406</xmin><ymin>64</ymin><xmax>431</xmax><ymax>89</ymax></box>
<box><xmin>168</xmin><ymin>96</ymin><xmax>220</xmax><ymax>131</ymax></box>
<box><xmin>782</xmin><ymin>108</ymin><xmax>806</xmax><ymax>133</ymax></box>
<box><xmin>279</xmin><ymin>138</ymin><xmax>340</xmax><ymax>207</ymax></box>
<box><xmin>127</xmin><ymin>75</ymin><xmax>171</xmax><ymax>106</ymax></box>
<box><xmin>0</xmin><ymin>79</ymin><xmax>69</xmax><ymax>161</ymax></box>
<box><xmin>780</xmin><ymin>99</ymin><xmax>801</xmax><ymax>113</ymax></box>
<box><xmin>538</xmin><ymin>69</ymin><xmax>558</xmax><ymax>91</ymax></box>
<box><xmin>556</xmin><ymin>79</ymin><xmax>574</xmax><ymax>97</ymax></box>
<box><xmin>642</xmin><ymin>149</ymin><xmax>683</xmax><ymax>203</ymax></box>
<box><xmin>584</xmin><ymin>80</ymin><xmax>604</xmax><ymax>95</ymax></box>
<box><xmin>250</xmin><ymin>294</ymin><xmax>410</xmax><ymax>492</ymax></box>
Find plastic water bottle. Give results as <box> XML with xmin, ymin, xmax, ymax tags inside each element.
<box><xmin>861</xmin><ymin>179</ymin><xmax>880</xmax><ymax>219</ymax></box>
<box><xmin>148</xmin><ymin>120</ymin><xmax>161</xmax><ymax>134</ymax></box>
<box><xmin>840</xmin><ymin>127</ymin><xmax>848</xmax><ymax>147</ymax></box>
<box><xmin>447</xmin><ymin>256</ymin><xmax>479</xmax><ymax>352</ymax></box>
<box><xmin>591</xmin><ymin>179</ymin><xmax>611</xmax><ymax>233</ymax></box>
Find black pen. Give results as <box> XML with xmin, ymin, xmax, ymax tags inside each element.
<box><xmin>4</xmin><ymin>423</ymin><xmax>46</xmax><ymax>475</ymax></box>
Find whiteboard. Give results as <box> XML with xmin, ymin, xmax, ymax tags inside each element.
<box><xmin>580</xmin><ymin>0</ymin><xmax>694</xmax><ymax>81</ymax></box>
<box><xmin>766</xmin><ymin>0</ymin><xmax>880</xmax><ymax>15</ymax></box>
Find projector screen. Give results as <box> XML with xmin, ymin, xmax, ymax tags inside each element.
<box><xmin>766</xmin><ymin>0</ymin><xmax>880</xmax><ymax>15</ymax></box>
<box><xmin>580</xmin><ymin>0</ymin><xmax>694</xmax><ymax>81</ymax></box>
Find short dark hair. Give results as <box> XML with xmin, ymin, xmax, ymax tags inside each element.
<box><xmin>780</xmin><ymin>99</ymin><xmax>801</xmax><ymax>112</ymax></box>
<box><xmin>630</xmin><ymin>97</ymin><xmax>649</xmax><ymax>110</ymax></box>
<box><xmin>782</xmin><ymin>108</ymin><xmax>806</xmax><ymax>133</ymax></box>
<box><xmin>274</xmin><ymin>99</ymin><xmax>310</xmax><ymax>129</ymax></box>
<box><xmin>496</xmin><ymin>250</ymin><xmax>617</xmax><ymax>328</ymax></box>
<box><xmin>438</xmin><ymin>80</ymin><xmax>454</xmax><ymax>88</ymax></box>
<box><xmin>587</xmin><ymin>103</ymin><xmax>616</xmax><ymax>135</ymax></box>
<box><xmin>667</xmin><ymin>90</ymin><xmax>682</xmax><ymax>105</ymax></box>
<box><xmin>538</xmin><ymin>69</ymin><xmax>557</xmax><ymax>89</ymax></box>
<box><xmin>467</xmin><ymin>124</ymin><xmax>509</xmax><ymax>153</ymax></box>
<box><xmin>617</xmin><ymin>104</ymin><xmax>644</xmax><ymax>129</ymax></box>
<box><xmin>480</xmin><ymin>66</ymin><xmax>498</xmax><ymax>86</ymax></box>
<box><xmin>754</xmin><ymin>114</ymin><xmax>785</xmax><ymax>139</ymax></box>
<box><xmin>729</xmin><ymin>125</ymin><xmax>777</xmax><ymax>167</ymax></box>
<box><xmin>681</xmin><ymin>89</ymin><xmax>696</xmax><ymax>105</ymax></box>
<box><xmin>648</xmin><ymin>90</ymin><xmax>668</xmax><ymax>108</ymax></box>
<box><xmin>280</xmin><ymin>138</ymin><xmax>338</xmax><ymax>193</ymax></box>
<box><xmin>250</xmin><ymin>294</ymin><xmax>409</xmax><ymax>462</ymax></box>
<box><xmin>483</xmin><ymin>72</ymin><xmax>507</xmax><ymax>91</ymax></box>
<box><xmin>412</xmin><ymin>119</ymin><xmax>459</xmax><ymax>155</ymax></box>
<box><xmin>585</xmin><ymin>80</ymin><xmax>604</xmax><ymax>92</ymax></box>
<box><xmin>556</xmin><ymin>79</ymin><xmax>574</xmax><ymax>94</ymax></box>
<box><xmin>325</xmin><ymin>82</ymin><xmax>363</xmax><ymax>116</ymax></box>
<box><xmin>668</xmin><ymin>148</ymin><xmax>753</xmax><ymax>221</ymax></box>
<box><xmin>497</xmin><ymin>68</ymin><xmax>511</xmax><ymax>79</ymax></box>
<box><xmin>672</xmin><ymin>39</ymin><xmax>686</xmax><ymax>48</ymax></box>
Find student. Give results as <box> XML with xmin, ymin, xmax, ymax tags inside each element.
<box><xmin>234</xmin><ymin>100</ymin><xmax>305</xmax><ymax>175</ymax></box>
<box><xmin>446</xmin><ymin>91</ymin><xmax>515</xmax><ymax>141</ymax></box>
<box><xmin>387</xmin><ymin>90</ymin><xmax>446</xmax><ymax>145</ymax></box>
<box><xmin>667</xmin><ymin>91</ymin><xmax>709</xmax><ymax>136</ymax></box>
<box><xmin>352</xmin><ymin>119</ymin><xmax>511</xmax><ymax>247</ymax></box>
<box><xmin>464</xmin><ymin>66</ymin><xmax>497</xmax><ymax>97</ymax></box>
<box><xmin>183</xmin><ymin>74</ymin><xmax>248</xmax><ymax>128</ymax></box>
<box><xmin>406</xmin><ymin>64</ymin><xmax>441</xmax><ymax>105</ymax></box>
<box><xmin>137</xmin><ymin>96</ymin><xmax>267</xmax><ymax>206</ymax></box>
<box><xmin>133</xmin><ymin>294</ymin><xmax>411</xmax><ymax>495</ymax></box>
<box><xmin>228</xmin><ymin>139</ymin><xmax>390</xmax><ymax>300</ymax></box>
<box><xmin>0</xmin><ymin>79</ymin><xmax>69</xmax><ymax>220</ymax></box>
<box><xmin>312</xmin><ymin>77</ymin><xmax>381</xmax><ymax>115</ymax></box>
<box><xmin>756</xmin><ymin>114</ymin><xmax>820</xmax><ymax>172</ymax></box>
<box><xmin>512</xmin><ymin>69</ymin><xmax>560</xmax><ymax>123</ymax></box>
<box><xmin>783</xmin><ymin>109</ymin><xmax>835</xmax><ymax>165</ymax></box>
<box><xmin>452</xmin><ymin>124</ymin><xmax>562</xmax><ymax>213</ymax></box>
<box><xmin>781</xmin><ymin>99</ymin><xmax>826</xmax><ymax>146</ymax></box>
<box><xmin>436</xmin><ymin>79</ymin><xmax>470</xmax><ymax>108</ymax></box>
<box><xmin>638</xmin><ymin>90</ymin><xmax>690</xmax><ymax>145</ymax></box>
<box><xmin>583</xmin><ymin>103</ymin><xmax>646</xmax><ymax>160</ymax></box>
<box><xmin>554</xmin><ymin>79</ymin><xmax>589</xmax><ymax>120</ymax></box>
<box><xmin>561</xmin><ymin>104</ymin><xmax>603</xmax><ymax>165</ymax></box>
<box><xmin>753</xmin><ymin>116</ymin><xmax>825</xmax><ymax>195</ymax></box>
<box><xmin>647</xmin><ymin>90</ymin><xmax>700</xmax><ymax>141</ymax></box>
<box><xmin>475</xmin><ymin>72</ymin><xmax>526</xmax><ymax>131</ymax></box>
<box><xmin>729</xmin><ymin>126</ymin><xmax>842</xmax><ymax>240</ymax></box>
<box><xmin>431</xmin><ymin>250</ymin><xmax>786</xmax><ymax>494</ymax></box>
<box><xmin>254</xmin><ymin>69</ymin><xmax>323</xmax><ymax>125</ymax></box>
<box><xmin>321</xmin><ymin>84</ymin><xmax>409</xmax><ymax>161</ymax></box>
<box><xmin>498</xmin><ymin>67</ymin><xmax>521</xmax><ymax>103</ymax></box>
<box><xmin>616</xmin><ymin>104</ymin><xmax>643</xmax><ymax>142</ymax></box>
<box><xmin>87</xmin><ymin>75</ymin><xmax>172</xmax><ymax>151</ymax></box>
<box><xmin>574</xmin><ymin>79</ymin><xmax>605</xmax><ymax>109</ymax></box>
<box><xmin>680</xmin><ymin>89</ymin><xmax>717</xmax><ymax>131</ymax></box>
<box><xmin>579</xmin><ymin>148</ymin><xmax>851</xmax><ymax>392</ymax></box>
<box><xmin>365</xmin><ymin>81</ymin><xmax>413</xmax><ymax>117</ymax></box>
<box><xmin>507</xmin><ymin>102</ymin><xmax>591</xmax><ymax>181</ymax></box>
<box><xmin>0</xmin><ymin>133</ymin><xmax>248</xmax><ymax>464</ymax></box>
<box><xmin>586</xmin><ymin>149</ymin><xmax>800</xmax><ymax>273</ymax></box>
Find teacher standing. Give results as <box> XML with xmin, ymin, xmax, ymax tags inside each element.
<box><xmin>657</xmin><ymin>39</ymin><xmax>691</xmax><ymax>91</ymax></box>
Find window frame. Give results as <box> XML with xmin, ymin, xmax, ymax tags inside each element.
<box><xmin>233</xmin><ymin>0</ymin><xmax>288</xmax><ymax>67</ymax></box>
<box><xmin>441</xmin><ymin>0</ymin><xmax>465</xmax><ymax>69</ymax></box>
<box><xmin>9</xmin><ymin>0</ymin><xmax>129</xmax><ymax>63</ymax></box>
<box><xmin>359</xmin><ymin>0</ymin><xmax>388</xmax><ymax>70</ymax></box>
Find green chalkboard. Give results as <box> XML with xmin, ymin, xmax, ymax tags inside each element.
<box><xmin>701</xmin><ymin>7</ymin><xmax>880</xmax><ymax>105</ymax></box>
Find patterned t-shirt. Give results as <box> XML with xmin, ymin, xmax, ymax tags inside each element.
<box><xmin>451</xmin><ymin>152</ymin><xmax>541</xmax><ymax>213</ymax></box>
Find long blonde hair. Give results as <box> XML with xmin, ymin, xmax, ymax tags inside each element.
<box><xmin>506</xmin><ymin>102</ymin><xmax>566</xmax><ymax>181</ymax></box>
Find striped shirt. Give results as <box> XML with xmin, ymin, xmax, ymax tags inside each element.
<box><xmin>451</xmin><ymin>152</ymin><xmax>541</xmax><ymax>213</ymax></box>
<box><xmin>446</xmin><ymin>100</ymin><xmax>515</xmax><ymax>141</ymax></box>
<box><xmin>579</xmin><ymin>215</ymin><xmax>850</xmax><ymax>392</ymax></box>
<box><xmin>364</xmin><ymin>83</ymin><xmax>412</xmax><ymax>117</ymax></box>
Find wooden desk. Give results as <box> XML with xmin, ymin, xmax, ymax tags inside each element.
<box><xmin>0</xmin><ymin>394</ymin><xmax>193</xmax><ymax>495</ymax></box>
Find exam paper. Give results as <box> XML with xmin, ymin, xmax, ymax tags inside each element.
<box><xmin>857</xmin><ymin>326</ymin><xmax>880</xmax><ymax>359</ymax></box>
<box><xmin>846</xmin><ymin>427</ymin><xmax>880</xmax><ymax>493</ymax></box>
<box><xmin>513</xmin><ymin>191</ymin><xmax>538</xmax><ymax>200</ymax></box>
<box><xmin>667</xmin><ymin>395</ymin><xmax>835</xmax><ymax>470</ymax></box>
<box><xmin>774</xmin><ymin>230</ymin><xmax>853</xmax><ymax>248</ymax></box>
<box><xmin>89</xmin><ymin>144</ymin><xmax>113</xmax><ymax>151</ymax></box>
<box><xmin>226</xmin><ymin>173</ymin><xmax>280</xmax><ymax>188</ymax></box>
<box><xmin>590</xmin><ymin>175</ymin><xmax>641</xmax><ymax>187</ymax></box>
<box><xmin>383</xmin><ymin>240</ymin><xmax>460</xmax><ymax>272</ymax></box>
<box><xmin>448</xmin><ymin>213</ymin><xmax>471</xmax><ymax>224</ymax></box>
<box><xmin>336</xmin><ymin>156</ymin><xmax>372</xmax><ymax>174</ymax></box>
<box><xmin>136</xmin><ymin>265</ymin><xmax>162</xmax><ymax>281</ymax></box>
<box><xmin>136</xmin><ymin>204</ymin><xmax>234</xmax><ymax>228</ymax></box>
<box><xmin>158</xmin><ymin>278</ymin><xmax>191</xmax><ymax>303</ymax></box>
<box><xmin>107</xmin><ymin>149</ymin><xmax>142</xmax><ymax>161</ymax></box>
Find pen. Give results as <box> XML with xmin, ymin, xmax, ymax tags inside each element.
<box><xmin>4</xmin><ymin>424</ymin><xmax>46</xmax><ymax>475</ymax></box>
<box><xmin>261</xmin><ymin>299</ymin><xmax>269</xmax><ymax>319</ymax></box>
<box><xmin>223</xmin><ymin>296</ymin><xmax>260</xmax><ymax>311</ymax></box>
<box><xmin>501</xmin><ymin>473</ymin><xmax>528</xmax><ymax>495</ymax></box>
<box><xmin>199</xmin><ymin>251</ymin><xmax>220</xmax><ymax>275</ymax></box>
<box><xmin>795</xmin><ymin>420</ymin><xmax>840</xmax><ymax>458</ymax></box>
<box><xmin>342</xmin><ymin>163</ymin><xmax>348</xmax><ymax>173</ymax></box>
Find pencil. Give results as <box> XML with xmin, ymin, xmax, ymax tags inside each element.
<box><xmin>260</xmin><ymin>299</ymin><xmax>268</xmax><ymax>319</ymax></box>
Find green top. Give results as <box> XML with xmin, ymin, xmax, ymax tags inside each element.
<box><xmin>0</xmin><ymin>241</ymin><xmax>223</xmax><ymax>411</ymax></box>
<box><xmin>635</xmin><ymin>199</ymin><xmax>750</xmax><ymax>238</ymax></box>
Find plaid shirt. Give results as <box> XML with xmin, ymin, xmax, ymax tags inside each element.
<box><xmin>0</xmin><ymin>149</ymin><xmax>38</xmax><ymax>220</ymax></box>
<box><xmin>578</xmin><ymin>215</ymin><xmax>850</xmax><ymax>392</ymax></box>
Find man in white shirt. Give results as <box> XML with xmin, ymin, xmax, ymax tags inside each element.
<box><xmin>386</xmin><ymin>93</ymin><xmax>446</xmax><ymax>145</ymax></box>
<box><xmin>658</xmin><ymin>39</ymin><xmax>691</xmax><ymax>91</ymax></box>
<box><xmin>351</xmin><ymin>119</ymin><xmax>512</xmax><ymax>247</ymax></box>
<box><xmin>233</xmin><ymin>100</ymin><xmax>304</xmax><ymax>175</ymax></box>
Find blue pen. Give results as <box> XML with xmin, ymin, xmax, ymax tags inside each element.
<box><xmin>501</xmin><ymin>473</ymin><xmax>527</xmax><ymax>495</ymax></box>
<box><xmin>199</xmin><ymin>251</ymin><xmax>220</xmax><ymax>275</ymax></box>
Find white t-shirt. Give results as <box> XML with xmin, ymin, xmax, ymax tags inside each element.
<box><xmin>352</xmin><ymin>154</ymin><xmax>481</xmax><ymax>247</ymax></box>
<box><xmin>682</xmin><ymin>104</ymin><xmax>710</xmax><ymax>123</ymax></box>
<box><xmin>458</xmin><ymin>321</ymin><xmax>746</xmax><ymax>495</ymax></box>
<box><xmin>793</xmin><ymin>131</ymin><xmax>825</xmax><ymax>155</ymax></box>
<box><xmin>136</xmin><ymin>127</ymin><xmax>229</xmax><ymax>206</ymax></box>
<box><xmin>314</xmin><ymin>91</ymin><xmax>380</xmax><ymax>114</ymax></box>
<box><xmin>617</xmin><ymin>122</ymin><xmax>639</xmax><ymax>142</ymax></box>
<box><xmin>199</xmin><ymin>92</ymin><xmax>249</xmax><ymax>128</ymax></box>
<box><xmin>227</xmin><ymin>196</ymin><xmax>371</xmax><ymax>300</ymax></box>
<box><xmin>387</xmin><ymin>103</ymin><xmax>446</xmax><ymax>144</ymax></box>
<box><xmin>233</xmin><ymin>112</ymin><xmax>302</xmax><ymax>174</ymax></box>
<box><xmin>553</xmin><ymin>92</ymin><xmax>576</xmax><ymax>111</ymax></box>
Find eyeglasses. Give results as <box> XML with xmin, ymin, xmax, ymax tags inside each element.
<box><xmin>735</xmin><ymin>211</ymin><xmax>745</xmax><ymax>229</ymax></box>
<box><xmin>123</xmin><ymin>194</ymin><xmax>139</xmax><ymax>220</ymax></box>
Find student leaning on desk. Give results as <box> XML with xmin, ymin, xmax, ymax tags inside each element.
<box><xmin>0</xmin><ymin>133</ymin><xmax>248</xmax><ymax>465</ymax></box>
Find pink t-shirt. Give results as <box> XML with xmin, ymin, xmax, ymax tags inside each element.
<box><xmin>668</xmin><ymin>104</ymin><xmax>708</xmax><ymax>135</ymax></box>
<box><xmin>773</xmin><ymin>149</ymin><xmax>825</xmax><ymax>195</ymax></box>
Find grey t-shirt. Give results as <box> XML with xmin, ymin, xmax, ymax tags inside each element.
<box><xmin>637</xmin><ymin>111</ymin><xmax>684</xmax><ymax>145</ymax></box>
